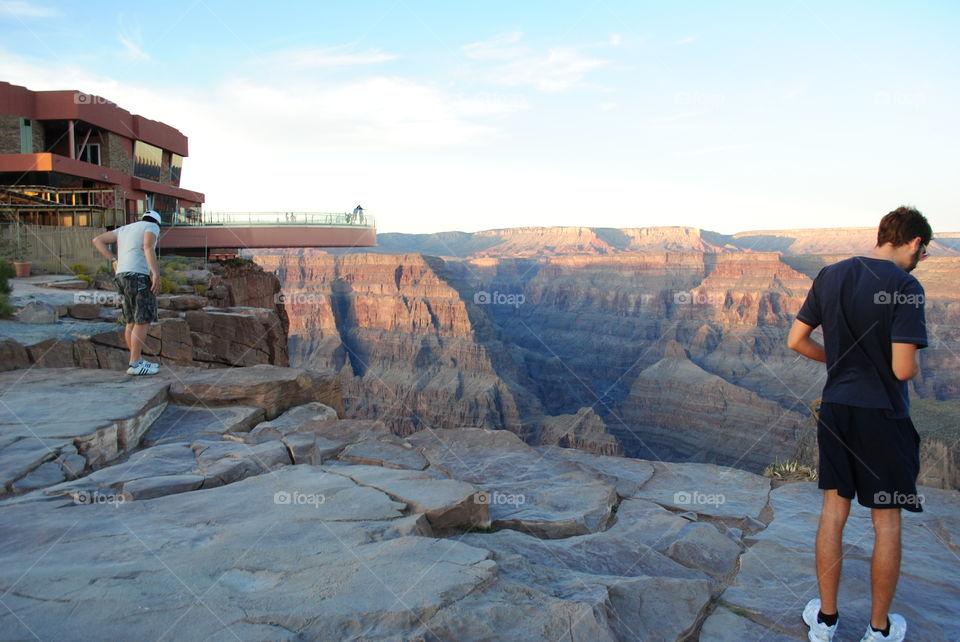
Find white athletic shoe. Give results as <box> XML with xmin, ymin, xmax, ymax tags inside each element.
<box><xmin>126</xmin><ymin>359</ymin><xmax>159</xmax><ymax>376</ymax></box>
<box><xmin>859</xmin><ymin>614</ymin><xmax>907</xmax><ymax>642</ymax></box>
<box><xmin>802</xmin><ymin>599</ymin><xmax>838</xmax><ymax>641</ymax></box>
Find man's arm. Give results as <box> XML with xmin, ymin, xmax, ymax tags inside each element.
<box><xmin>787</xmin><ymin>319</ymin><xmax>826</xmax><ymax>362</ymax></box>
<box><xmin>143</xmin><ymin>231</ymin><xmax>161</xmax><ymax>296</ymax></box>
<box><xmin>891</xmin><ymin>343</ymin><xmax>920</xmax><ymax>381</ymax></box>
<box><xmin>92</xmin><ymin>230</ymin><xmax>119</xmax><ymax>270</ymax></box>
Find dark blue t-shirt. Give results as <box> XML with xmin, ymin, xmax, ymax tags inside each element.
<box><xmin>796</xmin><ymin>256</ymin><xmax>927</xmax><ymax>418</ymax></box>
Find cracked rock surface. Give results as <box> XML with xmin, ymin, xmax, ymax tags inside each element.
<box><xmin>0</xmin><ymin>369</ymin><xmax>957</xmax><ymax>640</ymax></box>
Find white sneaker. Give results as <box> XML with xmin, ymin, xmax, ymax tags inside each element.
<box><xmin>859</xmin><ymin>614</ymin><xmax>907</xmax><ymax>642</ymax></box>
<box><xmin>126</xmin><ymin>359</ymin><xmax>159</xmax><ymax>376</ymax></box>
<box><xmin>802</xmin><ymin>599</ymin><xmax>838</xmax><ymax>641</ymax></box>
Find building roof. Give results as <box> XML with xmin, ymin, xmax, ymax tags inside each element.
<box><xmin>0</xmin><ymin>81</ymin><xmax>189</xmax><ymax>156</ymax></box>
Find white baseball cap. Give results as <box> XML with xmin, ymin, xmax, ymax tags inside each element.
<box><xmin>143</xmin><ymin>210</ymin><xmax>161</xmax><ymax>224</ymax></box>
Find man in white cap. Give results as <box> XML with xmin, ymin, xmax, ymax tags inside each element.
<box><xmin>93</xmin><ymin>210</ymin><xmax>162</xmax><ymax>375</ymax></box>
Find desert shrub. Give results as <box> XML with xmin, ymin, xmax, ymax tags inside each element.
<box><xmin>0</xmin><ymin>259</ymin><xmax>13</xmax><ymax>295</ymax></box>
<box><xmin>159</xmin><ymin>275</ymin><xmax>181</xmax><ymax>294</ymax></box>
<box><xmin>76</xmin><ymin>274</ymin><xmax>93</xmax><ymax>287</ymax></box>
<box><xmin>762</xmin><ymin>459</ymin><xmax>817</xmax><ymax>482</ymax></box>
<box><xmin>195</xmin><ymin>284</ymin><xmax>206</xmax><ymax>296</ymax></box>
<box><xmin>0</xmin><ymin>294</ymin><xmax>13</xmax><ymax>319</ymax></box>
<box><xmin>70</xmin><ymin>263</ymin><xmax>91</xmax><ymax>276</ymax></box>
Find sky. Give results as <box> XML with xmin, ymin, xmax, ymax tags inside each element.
<box><xmin>1</xmin><ymin>0</ymin><xmax>958</xmax><ymax>234</ymax></box>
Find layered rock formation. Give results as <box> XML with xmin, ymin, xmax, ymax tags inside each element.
<box><xmin>251</xmin><ymin>226</ymin><xmax>960</xmax><ymax>484</ymax></box>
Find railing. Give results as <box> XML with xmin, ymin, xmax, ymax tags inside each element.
<box><xmin>1</xmin><ymin>185</ymin><xmax>121</xmax><ymax>210</ymax></box>
<box><xmin>169</xmin><ymin>211</ymin><xmax>376</xmax><ymax>228</ymax></box>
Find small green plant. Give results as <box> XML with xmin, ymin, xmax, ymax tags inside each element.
<box><xmin>70</xmin><ymin>263</ymin><xmax>91</xmax><ymax>276</ymax></box>
<box><xmin>159</xmin><ymin>275</ymin><xmax>180</xmax><ymax>294</ymax></box>
<box><xmin>76</xmin><ymin>274</ymin><xmax>93</xmax><ymax>287</ymax></box>
<box><xmin>0</xmin><ymin>259</ymin><xmax>13</xmax><ymax>295</ymax></box>
<box><xmin>195</xmin><ymin>284</ymin><xmax>206</xmax><ymax>296</ymax></box>
<box><xmin>763</xmin><ymin>459</ymin><xmax>817</xmax><ymax>482</ymax></box>
<box><xmin>0</xmin><ymin>294</ymin><xmax>13</xmax><ymax>319</ymax></box>
<box><xmin>95</xmin><ymin>262</ymin><xmax>112</xmax><ymax>275</ymax></box>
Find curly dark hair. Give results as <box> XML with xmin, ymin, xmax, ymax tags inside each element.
<box><xmin>876</xmin><ymin>206</ymin><xmax>932</xmax><ymax>248</ymax></box>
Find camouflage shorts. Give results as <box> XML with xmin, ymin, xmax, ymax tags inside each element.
<box><xmin>114</xmin><ymin>272</ymin><xmax>157</xmax><ymax>325</ymax></box>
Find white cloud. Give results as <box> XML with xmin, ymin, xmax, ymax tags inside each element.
<box><xmin>463</xmin><ymin>31</ymin><xmax>610</xmax><ymax>92</ymax></box>
<box><xmin>674</xmin><ymin>35</ymin><xmax>698</xmax><ymax>45</ymax></box>
<box><xmin>609</xmin><ymin>34</ymin><xmax>623</xmax><ymax>46</ymax></box>
<box><xmin>0</xmin><ymin>1</ymin><xmax>59</xmax><ymax>18</ymax></box>
<box><xmin>260</xmin><ymin>45</ymin><xmax>398</xmax><ymax>70</ymax></box>
<box><xmin>119</xmin><ymin>35</ymin><xmax>150</xmax><ymax>61</ymax></box>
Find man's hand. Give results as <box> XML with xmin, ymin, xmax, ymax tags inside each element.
<box><xmin>150</xmin><ymin>271</ymin><xmax>161</xmax><ymax>296</ymax></box>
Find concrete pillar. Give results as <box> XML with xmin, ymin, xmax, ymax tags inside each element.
<box><xmin>67</xmin><ymin>120</ymin><xmax>75</xmax><ymax>159</ymax></box>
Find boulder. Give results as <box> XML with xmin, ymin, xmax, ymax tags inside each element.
<box><xmin>15</xmin><ymin>301</ymin><xmax>57</xmax><ymax>324</ymax></box>
<box><xmin>67</xmin><ymin>303</ymin><xmax>101</xmax><ymax>320</ymax></box>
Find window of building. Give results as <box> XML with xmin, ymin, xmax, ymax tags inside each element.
<box><xmin>170</xmin><ymin>154</ymin><xmax>183</xmax><ymax>186</ymax></box>
<box><xmin>78</xmin><ymin>143</ymin><xmax>101</xmax><ymax>165</ymax></box>
<box><xmin>133</xmin><ymin>141</ymin><xmax>163</xmax><ymax>182</ymax></box>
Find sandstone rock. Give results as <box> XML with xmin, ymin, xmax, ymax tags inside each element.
<box><xmin>11</xmin><ymin>461</ymin><xmax>65</xmax><ymax>491</ymax></box>
<box><xmin>631</xmin><ymin>460</ymin><xmax>771</xmax><ymax>523</ymax></box>
<box><xmin>15</xmin><ymin>301</ymin><xmax>57</xmax><ymax>323</ymax></box>
<box><xmin>156</xmin><ymin>294</ymin><xmax>207</xmax><ymax>310</ymax></box>
<box><xmin>408</xmin><ymin>428</ymin><xmax>618</xmax><ymax>538</ymax></box>
<box><xmin>0</xmin><ymin>338</ymin><xmax>30</xmax><ymax>371</ymax></box>
<box><xmin>123</xmin><ymin>473</ymin><xmax>204</xmax><ymax>500</ymax></box>
<box><xmin>246</xmin><ymin>401</ymin><xmax>338</xmax><ymax>442</ymax></box>
<box><xmin>67</xmin><ymin>303</ymin><xmax>101</xmax><ymax>319</ymax></box>
<box><xmin>537</xmin><ymin>407</ymin><xmax>623</xmax><ymax>456</ymax></box>
<box><xmin>536</xmin><ymin>445</ymin><xmax>654</xmax><ymax>497</ymax></box>
<box><xmin>145</xmin><ymin>405</ymin><xmax>264</xmax><ymax>445</ymax></box>
<box><xmin>322</xmin><ymin>463</ymin><xmax>488</xmax><ymax>532</ymax></box>
<box><xmin>168</xmin><ymin>365</ymin><xmax>342</xmax><ymax>419</ymax></box>
<box><xmin>26</xmin><ymin>338</ymin><xmax>75</xmax><ymax>367</ymax></box>
<box><xmin>0</xmin><ymin>369</ymin><xmax>168</xmax><ymax>486</ymax></box>
<box><xmin>338</xmin><ymin>439</ymin><xmax>427</xmax><ymax>470</ymax></box>
<box><xmin>664</xmin><ymin>521</ymin><xmax>742</xmax><ymax>577</ymax></box>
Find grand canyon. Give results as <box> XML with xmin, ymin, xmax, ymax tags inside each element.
<box><xmin>251</xmin><ymin>226</ymin><xmax>960</xmax><ymax>488</ymax></box>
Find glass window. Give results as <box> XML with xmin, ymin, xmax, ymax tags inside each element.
<box><xmin>133</xmin><ymin>141</ymin><xmax>163</xmax><ymax>182</ymax></box>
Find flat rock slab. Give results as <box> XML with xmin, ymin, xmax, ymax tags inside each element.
<box><xmin>536</xmin><ymin>445</ymin><xmax>655</xmax><ymax>497</ymax></box>
<box><xmin>0</xmin><ymin>369</ymin><xmax>169</xmax><ymax>488</ymax></box>
<box><xmin>408</xmin><ymin>427</ymin><xmax>618</xmax><ymax>538</ymax></box>
<box><xmin>338</xmin><ymin>439</ymin><xmax>428</xmax><ymax>470</ymax></box>
<box><xmin>717</xmin><ymin>481</ymin><xmax>960</xmax><ymax>640</ymax></box>
<box><xmin>322</xmin><ymin>463</ymin><xmax>487</xmax><ymax>532</ymax></box>
<box><xmin>247</xmin><ymin>401</ymin><xmax>339</xmax><ymax>441</ymax></box>
<box><xmin>145</xmin><ymin>405</ymin><xmax>265</xmax><ymax>445</ymax></box>
<box><xmin>1</xmin><ymin>466</ymin><xmax>504</xmax><ymax>641</ymax></box>
<box><xmin>631</xmin><ymin>460</ymin><xmax>771</xmax><ymax>522</ymax></box>
<box><xmin>168</xmin><ymin>365</ymin><xmax>341</xmax><ymax>420</ymax></box>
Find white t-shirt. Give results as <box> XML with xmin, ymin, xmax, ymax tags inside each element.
<box><xmin>115</xmin><ymin>220</ymin><xmax>160</xmax><ymax>275</ymax></box>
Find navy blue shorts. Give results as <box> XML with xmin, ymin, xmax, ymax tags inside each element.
<box><xmin>817</xmin><ymin>402</ymin><xmax>923</xmax><ymax>512</ymax></box>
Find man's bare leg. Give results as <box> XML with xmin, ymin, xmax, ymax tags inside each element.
<box><xmin>128</xmin><ymin>323</ymin><xmax>150</xmax><ymax>364</ymax></box>
<box><xmin>816</xmin><ymin>489</ymin><xmax>851</xmax><ymax>614</ymax></box>
<box><xmin>870</xmin><ymin>507</ymin><xmax>902</xmax><ymax>630</ymax></box>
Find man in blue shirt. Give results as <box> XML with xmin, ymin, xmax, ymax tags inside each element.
<box><xmin>788</xmin><ymin>206</ymin><xmax>932</xmax><ymax>642</ymax></box>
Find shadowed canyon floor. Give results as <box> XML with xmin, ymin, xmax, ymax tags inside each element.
<box><xmin>1</xmin><ymin>367</ymin><xmax>958</xmax><ymax>641</ymax></box>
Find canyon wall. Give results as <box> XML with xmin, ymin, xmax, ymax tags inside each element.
<box><xmin>251</xmin><ymin>227</ymin><xmax>960</xmax><ymax>480</ymax></box>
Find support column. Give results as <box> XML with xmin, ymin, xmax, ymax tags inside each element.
<box><xmin>67</xmin><ymin>120</ymin><xmax>75</xmax><ymax>159</ymax></box>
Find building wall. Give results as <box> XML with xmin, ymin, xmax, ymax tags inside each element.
<box><xmin>103</xmin><ymin>131</ymin><xmax>132</xmax><ymax>175</ymax></box>
<box><xmin>31</xmin><ymin>118</ymin><xmax>44</xmax><ymax>153</ymax></box>
<box><xmin>0</xmin><ymin>114</ymin><xmax>21</xmax><ymax>154</ymax></box>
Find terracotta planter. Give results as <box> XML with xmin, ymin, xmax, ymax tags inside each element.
<box><xmin>12</xmin><ymin>261</ymin><xmax>31</xmax><ymax>278</ymax></box>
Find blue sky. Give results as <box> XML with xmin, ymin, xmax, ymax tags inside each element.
<box><xmin>1</xmin><ymin>0</ymin><xmax>957</xmax><ymax>234</ymax></box>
